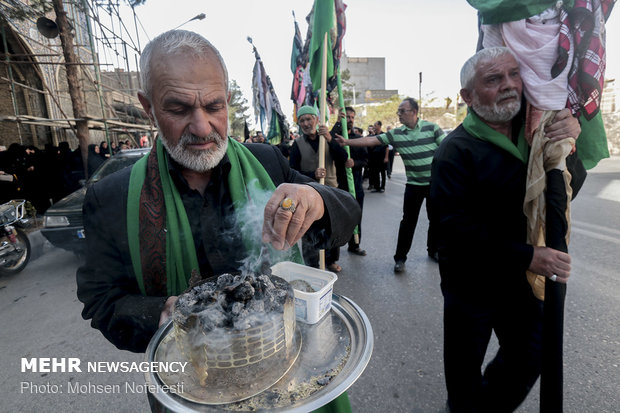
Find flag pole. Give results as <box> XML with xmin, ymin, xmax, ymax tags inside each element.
<box><xmin>318</xmin><ymin>32</ymin><xmax>328</xmax><ymax>270</ymax></box>
<box><xmin>336</xmin><ymin>64</ymin><xmax>359</xmax><ymax>244</ymax></box>
<box><xmin>319</xmin><ymin>32</ymin><xmax>328</xmax><ymax>182</ymax></box>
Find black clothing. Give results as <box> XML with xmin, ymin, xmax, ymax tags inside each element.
<box><xmin>430</xmin><ymin>123</ymin><xmax>584</xmax><ymax>412</ymax></box>
<box><xmin>393</xmin><ymin>184</ymin><xmax>435</xmax><ymax>262</ymax></box>
<box><xmin>368</xmin><ymin>141</ymin><xmax>387</xmax><ymax>190</ymax></box>
<box><xmin>87</xmin><ymin>144</ymin><xmax>105</xmax><ymax>178</ymax></box>
<box><xmin>335</xmin><ymin>131</ymin><xmax>367</xmax><ymax>250</ymax></box>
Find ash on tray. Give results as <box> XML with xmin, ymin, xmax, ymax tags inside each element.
<box><xmin>173</xmin><ymin>272</ymin><xmax>291</xmax><ymax>331</ymax></box>
<box><xmin>228</xmin><ymin>345</ymin><xmax>351</xmax><ymax>411</ymax></box>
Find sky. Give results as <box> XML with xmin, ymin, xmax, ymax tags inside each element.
<box><xmin>119</xmin><ymin>0</ymin><xmax>620</xmax><ymax>130</ymax></box>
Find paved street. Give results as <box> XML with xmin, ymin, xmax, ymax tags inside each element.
<box><xmin>1</xmin><ymin>156</ymin><xmax>618</xmax><ymax>413</ymax></box>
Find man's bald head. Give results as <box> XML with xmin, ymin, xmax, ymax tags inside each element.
<box><xmin>139</xmin><ymin>29</ymin><xmax>229</xmax><ymax>100</ymax></box>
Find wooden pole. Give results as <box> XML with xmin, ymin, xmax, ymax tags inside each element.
<box><xmin>318</xmin><ymin>32</ymin><xmax>328</xmax><ymax>270</ymax></box>
<box><xmin>52</xmin><ymin>0</ymin><xmax>90</xmax><ymax>178</ymax></box>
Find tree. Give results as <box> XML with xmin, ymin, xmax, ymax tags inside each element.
<box><xmin>354</xmin><ymin>95</ymin><xmax>401</xmax><ymax>130</ymax></box>
<box><xmin>227</xmin><ymin>80</ymin><xmax>250</xmax><ymax>139</ymax></box>
<box><xmin>52</xmin><ymin>0</ymin><xmax>90</xmax><ymax>178</ymax></box>
<box><xmin>329</xmin><ymin>68</ymin><xmax>354</xmax><ymax>107</ymax></box>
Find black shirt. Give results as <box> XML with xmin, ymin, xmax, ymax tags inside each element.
<box><xmin>167</xmin><ymin>155</ymin><xmax>246</xmax><ymax>278</ymax></box>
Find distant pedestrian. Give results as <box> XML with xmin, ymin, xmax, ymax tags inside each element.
<box><xmin>336</xmin><ymin>97</ymin><xmax>445</xmax><ymax>273</ymax></box>
<box><xmin>368</xmin><ymin>121</ymin><xmax>388</xmax><ymax>192</ymax></box>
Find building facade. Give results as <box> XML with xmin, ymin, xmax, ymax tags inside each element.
<box><xmin>340</xmin><ymin>53</ymin><xmax>398</xmax><ymax>104</ymax></box>
<box><xmin>0</xmin><ymin>0</ymin><xmax>150</xmax><ymax>150</ymax></box>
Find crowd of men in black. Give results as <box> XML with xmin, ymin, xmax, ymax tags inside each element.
<box><xmin>0</xmin><ymin>140</ymin><xmax>135</xmax><ymax>214</ymax></box>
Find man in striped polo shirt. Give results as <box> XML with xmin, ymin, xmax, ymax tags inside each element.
<box><xmin>335</xmin><ymin>97</ymin><xmax>445</xmax><ymax>273</ymax></box>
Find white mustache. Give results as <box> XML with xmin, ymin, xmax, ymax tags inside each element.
<box><xmin>180</xmin><ymin>132</ymin><xmax>221</xmax><ymax>146</ymax></box>
<box><xmin>497</xmin><ymin>91</ymin><xmax>519</xmax><ymax>102</ymax></box>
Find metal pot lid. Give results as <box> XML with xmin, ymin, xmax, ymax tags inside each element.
<box><xmin>144</xmin><ymin>294</ymin><xmax>374</xmax><ymax>412</ymax></box>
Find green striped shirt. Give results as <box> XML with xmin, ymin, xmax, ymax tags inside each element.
<box><xmin>376</xmin><ymin>120</ymin><xmax>445</xmax><ymax>186</ymax></box>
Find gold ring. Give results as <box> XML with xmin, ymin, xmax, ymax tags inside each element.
<box><xmin>279</xmin><ymin>198</ymin><xmax>296</xmax><ymax>213</ymax></box>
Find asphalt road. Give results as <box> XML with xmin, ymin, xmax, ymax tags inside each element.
<box><xmin>1</xmin><ymin>156</ymin><xmax>618</xmax><ymax>413</ymax></box>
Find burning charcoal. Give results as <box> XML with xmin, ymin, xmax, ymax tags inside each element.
<box><xmin>258</xmin><ymin>274</ymin><xmax>274</xmax><ymax>289</ymax></box>
<box><xmin>246</xmin><ymin>299</ymin><xmax>265</xmax><ymax>314</ymax></box>
<box><xmin>230</xmin><ymin>301</ymin><xmax>245</xmax><ymax>316</ymax></box>
<box><xmin>232</xmin><ymin>281</ymin><xmax>255</xmax><ymax>302</ymax></box>
<box><xmin>217</xmin><ymin>273</ymin><xmax>235</xmax><ymax>288</ymax></box>
<box><xmin>171</xmin><ymin>271</ymin><xmax>298</xmax><ymax>401</ymax></box>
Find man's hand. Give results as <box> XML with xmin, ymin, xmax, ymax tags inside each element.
<box><xmin>314</xmin><ymin>167</ymin><xmax>327</xmax><ymax>180</ymax></box>
<box><xmin>529</xmin><ymin>246</ymin><xmax>571</xmax><ymax>283</ymax></box>
<box><xmin>159</xmin><ymin>296</ymin><xmax>178</xmax><ymax>326</ymax></box>
<box><xmin>262</xmin><ymin>183</ymin><xmax>325</xmax><ymax>250</ymax></box>
<box><xmin>545</xmin><ymin>108</ymin><xmax>580</xmax><ymax>142</ymax></box>
<box><xmin>334</xmin><ymin>134</ymin><xmax>347</xmax><ymax>146</ymax></box>
<box><xmin>317</xmin><ymin>125</ymin><xmax>332</xmax><ymax>142</ymax></box>
<box><xmin>345</xmin><ymin>158</ymin><xmax>354</xmax><ymax>168</ymax></box>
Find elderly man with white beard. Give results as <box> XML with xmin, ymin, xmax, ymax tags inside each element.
<box><xmin>430</xmin><ymin>47</ymin><xmax>585</xmax><ymax>413</ymax></box>
<box><xmin>76</xmin><ymin>30</ymin><xmax>359</xmax><ymax>412</ymax></box>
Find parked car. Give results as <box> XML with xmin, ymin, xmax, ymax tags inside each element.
<box><xmin>41</xmin><ymin>148</ymin><xmax>150</xmax><ymax>253</ymax></box>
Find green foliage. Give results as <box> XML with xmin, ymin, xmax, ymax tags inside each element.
<box><xmin>338</xmin><ymin>94</ymin><xmax>464</xmax><ymax>132</ymax></box>
<box><xmin>327</xmin><ymin>69</ymin><xmax>354</xmax><ymax>109</ymax></box>
<box><xmin>353</xmin><ymin>95</ymin><xmax>401</xmax><ymax>130</ymax></box>
<box><xmin>228</xmin><ymin>79</ymin><xmax>250</xmax><ymax>139</ymax></box>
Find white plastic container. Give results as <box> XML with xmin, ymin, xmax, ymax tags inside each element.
<box><xmin>271</xmin><ymin>261</ymin><xmax>338</xmax><ymax>324</ymax></box>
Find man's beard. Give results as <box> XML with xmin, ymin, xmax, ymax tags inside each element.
<box><xmin>160</xmin><ymin>130</ymin><xmax>228</xmax><ymax>172</ymax></box>
<box><xmin>471</xmin><ymin>90</ymin><xmax>521</xmax><ymax>123</ymax></box>
<box><xmin>152</xmin><ymin>114</ymin><xmax>228</xmax><ymax>172</ymax></box>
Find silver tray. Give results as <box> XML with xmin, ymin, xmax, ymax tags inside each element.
<box><xmin>144</xmin><ymin>294</ymin><xmax>373</xmax><ymax>412</ymax></box>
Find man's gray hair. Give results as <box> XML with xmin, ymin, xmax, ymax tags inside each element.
<box><xmin>460</xmin><ymin>47</ymin><xmax>516</xmax><ymax>90</ymax></box>
<box><xmin>139</xmin><ymin>30</ymin><xmax>229</xmax><ymax>99</ymax></box>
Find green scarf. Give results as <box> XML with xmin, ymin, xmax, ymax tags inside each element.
<box><xmin>127</xmin><ymin>138</ymin><xmax>301</xmax><ymax>296</ymax></box>
<box><xmin>463</xmin><ymin>110</ymin><xmax>529</xmax><ymax>164</ymax></box>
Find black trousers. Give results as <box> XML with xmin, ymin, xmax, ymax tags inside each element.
<box><xmin>369</xmin><ymin>162</ymin><xmax>386</xmax><ymax>190</ymax></box>
<box><xmin>442</xmin><ymin>283</ymin><xmax>543</xmax><ymax>413</ymax></box>
<box><xmin>393</xmin><ymin>184</ymin><xmax>435</xmax><ymax>262</ymax></box>
<box><xmin>348</xmin><ymin>169</ymin><xmax>364</xmax><ymax>249</ymax></box>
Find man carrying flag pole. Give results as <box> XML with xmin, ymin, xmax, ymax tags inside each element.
<box><xmin>304</xmin><ymin>1</ymin><xmax>353</xmax><ymax>410</ymax></box>
<box><xmin>306</xmin><ymin>0</ymin><xmax>359</xmax><ymax>246</ymax></box>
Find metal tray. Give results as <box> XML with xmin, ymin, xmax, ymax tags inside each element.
<box><xmin>144</xmin><ymin>294</ymin><xmax>373</xmax><ymax>412</ymax></box>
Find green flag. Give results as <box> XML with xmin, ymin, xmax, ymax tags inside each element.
<box><xmin>308</xmin><ymin>0</ymin><xmax>336</xmax><ymax>92</ymax></box>
<box><xmin>267</xmin><ymin>112</ymin><xmax>282</xmax><ymax>146</ymax></box>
